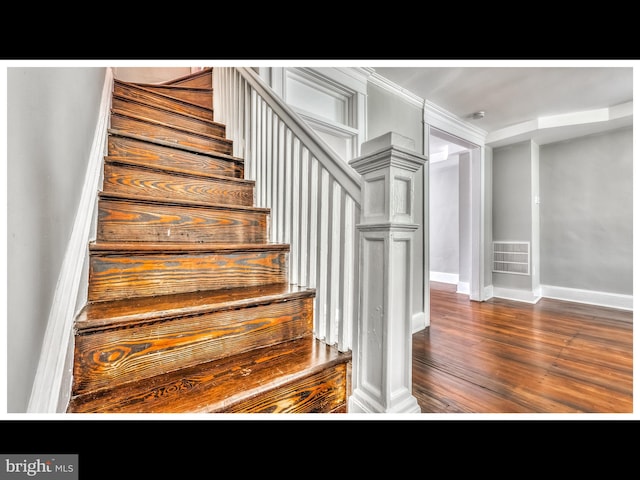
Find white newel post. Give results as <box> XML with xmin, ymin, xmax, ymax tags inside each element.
<box><xmin>348</xmin><ymin>132</ymin><xmax>425</xmax><ymax>414</ymax></box>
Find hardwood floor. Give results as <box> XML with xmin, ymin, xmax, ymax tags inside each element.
<box><xmin>412</xmin><ymin>282</ymin><xmax>633</xmax><ymax>414</ymax></box>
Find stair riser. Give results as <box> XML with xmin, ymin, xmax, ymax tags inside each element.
<box><xmin>110</xmin><ymin>113</ymin><xmax>233</xmax><ymax>155</ymax></box>
<box><xmin>112</xmin><ymin>97</ymin><xmax>225</xmax><ymax>138</ymax></box>
<box><xmin>221</xmin><ymin>364</ymin><xmax>349</xmax><ymax>413</ymax></box>
<box><xmin>97</xmin><ymin>199</ymin><xmax>269</xmax><ymax>243</ymax></box>
<box><xmin>102</xmin><ymin>162</ymin><xmax>254</xmax><ymax>206</ymax></box>
<box><xmin>107</xmin><ymin>135</ymin><xmax>244</xmax><ymax>178</ymax></box>
<box><xmin>114</xmin><ymin>81</ymin><xmax>212</xmax><ymax>121</ymax></box>
<box><xmin>72</xmin><ymin>296</ymin><xmax>314</xmax><ymax>396</ymax></box>
<box><xmin>88</xmin><ymin>250</ymin><xmax>289</xmax><ymax>302</ymax></box>
<box><xmin>134</xmin><ymin>85</ymin><xmax>212</xmax><ymax>110</ymax></box>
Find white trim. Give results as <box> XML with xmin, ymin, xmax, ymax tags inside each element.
<box><xmin>483</xmin><ymin>284</ymin><xmax>494</xmax><ymax>300</ymax></box>
<box><xmin>412</xmin><ymin>311</ymin><xmax>427</xmax><ymax>333</ymax></box>
<box><xmin>457</xmin><ymin>282</ymin><xmax>470</xmax><ymax>295</ymax></box>
<box><xmin>27</xmin><ymin>68</ymin><xmax>113</xmax><ymax>413</ymax></box>
<box><xmin>486</xmin><ymin>102</ymin><xmax>634</xmax><ymax>146</ymax></box>
<box><xmin>367</xmin><ymin>73</ymin><xmax>424</xmax><ymax>109</ymax></box>
<box><xmin>423</xmin><ymin>99</ymin><xmax>487</xmax><ymax>148</ymax></box>
<box><xmin>541</xmin><ymin>285</ymin><xmax>633</xmax><ymax>312</ymax></box>
<box><xmin>492</xmin><ymin>286</ymin><xmax>542</xmax><ymax>304</ymax></box>
<box><xmin>430</xmin><ymin>271</ymin><xmax>459</xmax><ymax>285</ymax></box>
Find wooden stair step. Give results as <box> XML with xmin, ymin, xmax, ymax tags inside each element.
<box><xmin>114</xmin><ymin>79</ymin><xmax>213</xmax><ymax>121</ymax></box>
<box><xmin>97</xmin><ymin>192</ymin><xmax>270</xmax><ymax>244</ymax></box>
<box><xmin>66</xmin><ymin>337</ymin><xmax>352</xmax><ymax>413</ymax></box>
<box><xmin>110</xmin><ymin>111</ymin><xmax>233</xmax><ymax>155</ymax></box>
<box><xmin>102</xmin><ymin>159</ymin><xmax>255</xmax><ymax>206</ymax></box>
<box><xmin>72</xmin><ymin>284</ymin><xmax>315</xmax><ymax>396</ymax></box>
<box><xmin>126</xmin><ymin>83</ymin><xmax>213</xmax><ymax>110</ymax></box>
<box><xmin>159</xmin><ymin>67</ymin><xmax>213</xmax><ymax>89</ymax></box>
<box><xmin>77</xmin><ymin>283</ymin><xmax>314</xmax><ymax>332</ymax></box>
<box><xmin>88</xmin><ymin>242</ymin><xmax>290</xmax><ymax>302</ymax></box>
<box><xmin>112</xmin><ymin>95</ymin><xmax>225</xmax><ymax>138</ymax></box>
<box><xmin>107</xmin><ymin>132</ymin><xmax>244</xmax><ymax>178</ymax></box>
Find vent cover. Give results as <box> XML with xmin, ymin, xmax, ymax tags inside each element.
<box><xmin>493</xmin><ymin>241</ymin><xmax>530</xmax><ymax>275</ymax></box>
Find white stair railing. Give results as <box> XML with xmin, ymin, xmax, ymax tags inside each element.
<box><xmin>213</xmin><ymin>67</ymin><xmax>361</xmax><ymax>352</ymax></box>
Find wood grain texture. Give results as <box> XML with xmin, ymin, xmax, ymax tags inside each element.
<box><xmin>76</xmin><ymin>283</ymin><xmax>314</xmax><ymax>332</ymax></box>
<box><xmin>97</xmin><ymin>193</ymin><xmax>269</xmax><ymax>243</ymax></box>
<box><xmin>88</xmin><ymin>244</ymin><xmax>289</xmax><ymax>301</ymax></box>
<box><xmin>110</xmin><ymin>112</ymin><xmax>232</xmax><ymax>155</ymax></box>
<box><xmin>160</xmin><ymin>68</ymin><xmax>213</xmax><ymax>88</ymax></box>
<box><xmin>67</xmin><ymin>338</ymin><xmax>351</xmax><ymax>413</ymax></box>
<box><xmin>72</xmin><ymin>295</ymin><xmax>314</xmax><ymax>395</ymax></box>
<box><xmin>126</xmin><ymin>84</ymin><xmax>213</xmax><ymax>110</ymax></box>
<box><xmin>413</xmin><ymin>282</ymin><xmax>633</xmax><ymax>413</ymax></box>
<box><xmin>107</xmin><ymin>134</ymin><xmax>244</xmax><ymax>178</ymax></box>
<box><xmin>114</xmin><ymin>80</ymin><xmax>213</xmax><ymax>121</ymax></box>
<box><xmin>102</xmin><ymin>161</ymin><xmax>254</xmax><ymax>206</ymax></box>
<box><xmin>112</xmin><ymin>96</ymin><xmax>225</xmax><ymax>138</ymax></box>
<box><xmin>221</xmin><ymin>364</ymin><xmax>348</xmax><ymax>413</ymax></box>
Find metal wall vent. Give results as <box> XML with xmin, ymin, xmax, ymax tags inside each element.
<box><xmin>493</xmin><ymin>241</ymin><xmax>530</xmax><ymax>275</ymax></box>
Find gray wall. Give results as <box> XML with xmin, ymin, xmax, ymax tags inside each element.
<box><xmin>540</xmin><ymin>127</ymin><xmax>633</xmax><ymax>294</ymax></box>
<box><xmin>7</xmin><ymin>67</ymin><xmax>106</xmax><ymax>413</ymax></box>
<box><xmin>429</xmin><ymin>157</ymin><xmax>459</xmax><ymax>275</ymax></box>
<box><xmin>492</xmin><ymin>140</ymin><xmax>533</xmax><ymax>291</ymax></box>
<box><xmin>366</xmin><ymin>83</ymin><xmax>423</xmax><ymax>148</ymax></box>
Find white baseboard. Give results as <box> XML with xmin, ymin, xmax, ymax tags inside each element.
<box><xmin>483</xmin><ymin>285</ymin><xmax>494</xmax><ymax>301</ymax></box>
<box><xmin>484</xmin><ymin>284</ymin><xmax>633</xmax><ymax>312</ymax></box>
<box><xmin>456</xmin><ymin>281</ymin><xmax>470</xmax><ymax>295</ymax></box>
<box><xmin>540</xmin><ymin>284</ymin><xmax>633</xmax><ymax>312</ymax></box>
<box><xmin>492</xmin><ymin>286</ymin><xmax>542</xmax><ymax>304</ymax></box>
<box><xmin>412</xmin><ymin>312</ymin><xmax>427</xmax><ymax>333</ymax></box>
<box><xmin>430</xmin><ymin>271</ymin><xmax>458</xmax><ymax>285</ymax></box>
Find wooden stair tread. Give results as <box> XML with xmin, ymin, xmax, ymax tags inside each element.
<box><xmin>108</xmin><ymin>129</ymin><xmax>243</xmax><ymax>163</ymax></box>
<box><xmin>67</xmin><ymin>337</ymin><xmax>351</xmax><ymax>413</ymax></box>
<box><xmin>112</xmin><ymin>94</ymin><xmax>225</xmax><ymax>128</ymax></box>
<box><xmin>76</xmin><ymin>284</ymin><xmax>315</xmax><ymax>332</ymax></box>
<box><xmin>104</xmin><ymin>156</ymin><xmax>253</xmax><ymax>184</ymax></box>
<box><xmin>110</xmin><ymin>110</ymin><xmax>230</xmax><ymax>144</ymax></box>
<box><xmin>115</xmin><ymin>79</ymin><xmax>214</xmax><ymax>108</ymax></box>
<box><xmin>113</xmin><ymin>80</ymin><xmax>213</xmax><ymax>122</ymax></box>
<box><xmin>129</xmin><ymin>83</ymin><xmax>212</xmax><ymax>93</ymax></box>
<box><xmin>98</xmin><ymin>191</ymin><xmax>270</xmax><ymax>213</ymax></box>
<box><xmin>90</xmin><ymin>241</ymin><xmax>290</xmax><ymax>253</ymax></box>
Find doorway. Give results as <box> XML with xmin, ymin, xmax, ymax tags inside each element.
<box><xmin>427</xmin><ymin>126</ymin><xmax>483</xmax><ymax>312</ymax></box>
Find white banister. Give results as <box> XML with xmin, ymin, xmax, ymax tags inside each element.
<box><xmin>214</xmin><ymin>67</ymin><xmax>360</xmax><ymax>352</ymax></box>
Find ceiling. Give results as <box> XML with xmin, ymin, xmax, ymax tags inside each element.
<box><xmin>371</xmin><ymin>65</ymin><xmax>633</xmax><ymax>159</ymax></box>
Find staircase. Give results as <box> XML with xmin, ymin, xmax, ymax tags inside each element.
<box><xmin>66</xmin><ymin>68</ymin><xmax>352</xmax><ymax>413</ymax></box>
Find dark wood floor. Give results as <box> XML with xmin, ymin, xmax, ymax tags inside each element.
<box><xmin>412</xmin><ymin>282</ymin><xmax>633</xmax><ymax>413</ymax></box>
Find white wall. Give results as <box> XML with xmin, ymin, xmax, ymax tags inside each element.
<box><xmin>112</xmin><ymin>67</ymin><xmax>192</xmax><ymax>83</ymax></box>
<box><xmin>429</xmin><ymin>157</ymin><xmax>459</xmax><ymax>279</ymax></box>
<box><xmin>7</xmin><ymin>67</ymin><xmax>106</xmax><ymax>412</ymax></box>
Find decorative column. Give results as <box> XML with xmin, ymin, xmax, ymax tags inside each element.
<box><xmin>348</xmin><ymin>132</ymin><xmax>426</xmax><ymax>413</ymax></box>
